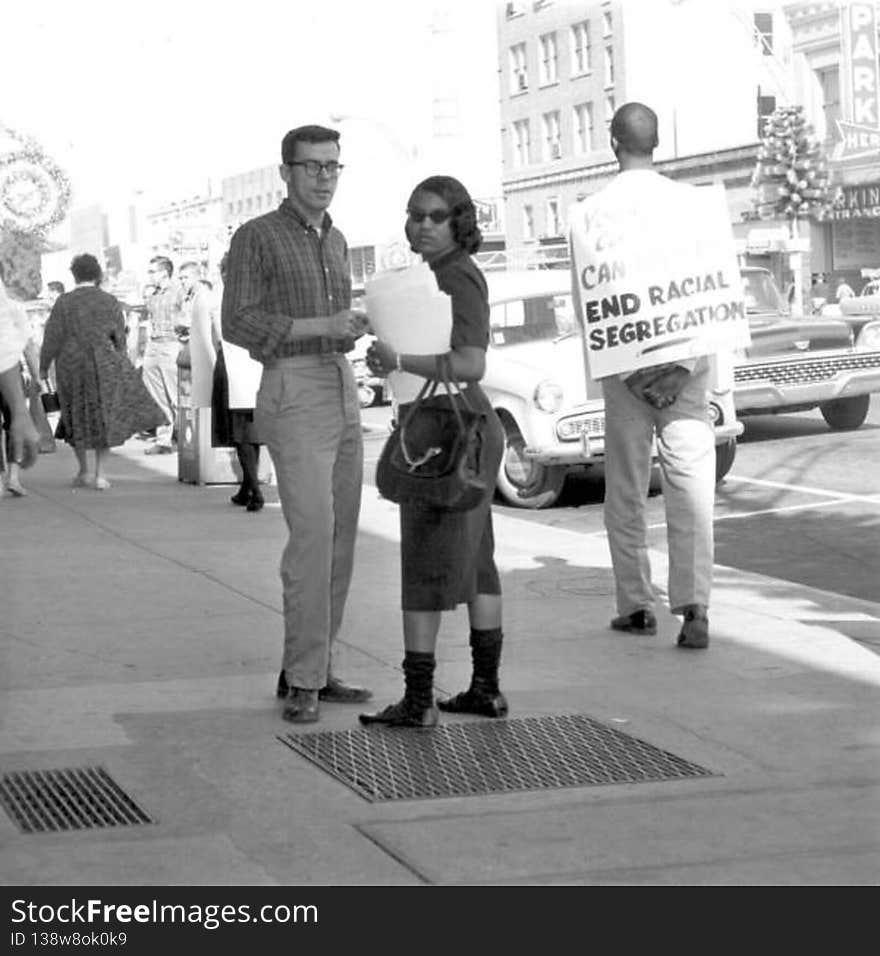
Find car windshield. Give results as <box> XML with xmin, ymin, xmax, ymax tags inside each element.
<box><xmin>742</xmin><ymin>270</ymin><xmax>786</xmax><ymax>314</ymax></box>
<box><xmin>490</xmin><ymin>293</ymin><xmax>576</xmax><ymax>347</ymax></box>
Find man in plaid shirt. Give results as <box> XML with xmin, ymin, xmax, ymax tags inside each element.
<box><xmin>222</xmin><ymin>125</ymin><xmax>371</xmax><ymax>724</ymax></box>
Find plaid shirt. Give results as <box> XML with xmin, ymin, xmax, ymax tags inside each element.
<box><xmin>221</xmin><ymin>199</ymin><xmax>352</xmax><ymax>362</ymax></box>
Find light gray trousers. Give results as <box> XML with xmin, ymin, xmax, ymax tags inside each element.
<box><xmin>256</xmin><ymin>354</ymin><xmax>363</xmax><ymax>689</ymax></box>
<box><xmin>601</xmin><ymin>358</ymin><xmax>715</xmax><ymax>616</ymax></box>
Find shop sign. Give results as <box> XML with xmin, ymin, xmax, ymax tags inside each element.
<box><xmin>825</xmin><ymin>182</ymin><xmax>880</xmax><ymax>219</ymax></box>
<box><xmin>834</xmin><ymin>2</ymin><xmax>880</xmax><ymax>161</ymax></box>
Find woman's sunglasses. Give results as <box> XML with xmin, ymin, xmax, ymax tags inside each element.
<box><xmin>406</xmin><ymin>209</ymin><xmax>451</xmax><ymax>224</ymax></box>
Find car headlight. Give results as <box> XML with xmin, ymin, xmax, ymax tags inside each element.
<box><xmin>855</xmin><ymin>320</ymin><xmax>880</xmax><ymax>351</ymax></box>
<box><xmin>533</xmin><ymin>380</ymin><xmax>564</xmax><ymax>413</ymax></box>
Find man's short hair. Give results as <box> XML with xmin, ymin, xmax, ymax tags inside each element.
<box><xmin>281</xmin><ymin>125</ymin><xmax>340</xmax><ymax>164</ymax></box>
<box><xmin>610</xmin><ymin>102</ymin><xmax>659</xmax><ymax>156</ymax></box>
<box><xmin>47</xmin><ymin>280</ymin><xmax>65</xmax><ymax>295</ymax></box>
<box><xmin>70</xmin><ymin>253</ymin><xmax>103</xmax><ymax>284</ymax></box>
<box><xmin>150</xmin><ymin>255</ymin><xmax>174</xmax><ymax>278</ymax></box>
<box><xmin>179</xmin><ymin>260</ymin><xmax>200</xmax><ymax>274</ymax></box>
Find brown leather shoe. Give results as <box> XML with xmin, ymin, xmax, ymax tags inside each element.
<box><xmin>282</xmin><ymin>688</ymin><xmax>320</xmax><ymax>723</ymax></box>
<box><xmin>677</xmin><ymin>604</ymin><xmax>709</xmax><ymax>649</ymax></box>
<box><xmin>319</xmin><ymin>676</ymin><xmax>373</xmax><ymax>704</ymax></box>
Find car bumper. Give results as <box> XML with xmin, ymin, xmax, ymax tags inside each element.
<box><xmin>734</xmin><ymin>350</ymin><xmax>880</xmax><ymax>411</ymax></box>
<box><xmin>523</xmin><ymin>421</ymin><xmax>742</xmax><ymax>466</ymax></box>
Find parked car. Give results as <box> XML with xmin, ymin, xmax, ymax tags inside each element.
<box><xmin>481</xmin><ymin>270</ymin><xmax>742</xmax><ymax>509</ymax></box>
<box><xmin>735</xmin><ymin>266</ymin><xmax>880</xmax><ymax>431</ymax></box>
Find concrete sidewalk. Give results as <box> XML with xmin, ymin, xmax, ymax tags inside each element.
<box><xmin>1</xmin><ymin>438</ymin><xmax>879</xmax><ymax>885</ymax></box>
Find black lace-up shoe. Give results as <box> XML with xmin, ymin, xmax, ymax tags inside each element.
<box><xmin>359</xmin><ymin>698</ymin><xmax>438</xmax><ymax>729</ymax></box>
<box><xmin>610</xmin><ymin>609</ymin><xmax>658</xmax><ymax>635</ymax></box>
<box><xmin>438</xmin><ymin>688</ymin><xmax>508</xmax><ymax>718</ymax></box>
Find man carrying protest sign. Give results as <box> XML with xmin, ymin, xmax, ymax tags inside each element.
<box><xmin>569</xmin><ymin>102</ymin><xmax>748</xmax><ymax>650</ymax></box>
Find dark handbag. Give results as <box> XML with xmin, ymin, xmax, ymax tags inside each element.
<box><xmin>375</xmin><ymin>355</ymin><xmax>490</xmax><ymax>512</ymax></box>
<box><xmin>40</xmin><ymin>388</ymin><xmax>60</xmax><ymax>414</ymax></box>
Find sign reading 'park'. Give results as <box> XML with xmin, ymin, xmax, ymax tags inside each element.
<box><xmin>835</xmin><ymin>1</ymin><xmax>880</xmax><ymax>161</ymax></box>
<box><xmin>569</xmin><ymin>182</ymin><xmax>749</xmax><ymax>380</ymax></box>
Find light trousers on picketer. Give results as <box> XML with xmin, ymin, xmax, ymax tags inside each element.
<box><xmin>255</xmin><ymin>354</ymin><xmax>363</xmax><ymax>690</ymax></box>
<box><xmin>141</xmin><ymin>338</ymin><xmax>179</xmax><ymax>445</ymax></box>
<box><xmin>601</xmin><ymin>357</ymin><xmax>715</xmax><ymax>617</ymax></box>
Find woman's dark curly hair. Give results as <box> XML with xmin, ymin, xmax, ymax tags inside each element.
<box><xmin>70</xmin><ymin>253</ymin><xmax>103</xmax><ymax>284</ymax></box>
<box><xmin>406</xmin><ymin>175</ymin><xmax>482</xmax><ymax>255</ymax></box>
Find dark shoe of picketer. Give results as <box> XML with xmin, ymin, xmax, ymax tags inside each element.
<box><xmin>358</xmin><ymin>698</ymin><xmax>439</xmax><ymax>729</ymax></box>
<box><xmin>282</xmin><ymin>687</ymin><xmax>320</xmax><ymax>724</ymax></box>
<box><xmin>438</xmin><ymin>687</ymin><xmax>508</xmax><ymax>718</ymax></box>
<box><xmin>610</xmin><ymin>609</ymin><xmax>658</xmax><ymax>635</ymax></box>
<box><xmin>677</xmin><ymin>604</ymin><xmax>710</xmax><ymax>649</ymax></box>
<box><xmin>276</xmin><ymin>671</ymin><xmax>373</xmax><ymax>703</ymax></box>
<box><xmin>230</xmin><ymin>486</ymin><xmax>250</xmax><ymax>506</ymax></box>
<box><xmin>246</xmin><ymin>491</ymin><xmax>264</xmax><ymax>512</ymax></box>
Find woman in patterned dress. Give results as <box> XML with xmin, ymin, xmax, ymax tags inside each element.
<box><xmin>39</xmin><ymin>254</ymin><xmax>165</xmax><ymax>489</ymax></box>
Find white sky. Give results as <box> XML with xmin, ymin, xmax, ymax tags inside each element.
<box><xmin>2</xmin><ymin>0</ymin><xmax>503</xmax><ymax>217</ymax></box>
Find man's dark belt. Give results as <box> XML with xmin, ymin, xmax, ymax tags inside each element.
<box><xmin>274</xmin><ymin>339</ymin><xmax>350</xmax><ymax>358</ymax></box>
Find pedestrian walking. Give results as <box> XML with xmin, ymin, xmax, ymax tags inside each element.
<box><xmin>141</xmin><ymin>255</ymin><xmax>186</xmax><ymax>454</ymax></box>
<box><xmin>572</xmin><ymin>103</ymin><xmax>716</xmax><ymax>649</ymax></box>
<box><xmin>39</xmin><ymin>254</ymin><xmax>165</xmax><ymax>489</ymax></box>
<box><xmin>0</xmin><ymin>278</ymin><xmax>40</xmax><ymax>489</ymax></box>
<box><xmin>358</xmin><ymin>175</ymin><xmax>507</xmax><ymax>729</ymax></box>
<box><xmin>222</xmin><ymin>124</ymin><xmax>372</xmax><ymax>723</ymax></box>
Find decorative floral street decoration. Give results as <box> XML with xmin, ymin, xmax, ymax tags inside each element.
<box><xmin>0</xmin><ymin>124</ymin><xmax>71</xmax><ymax>238</ymax></box>
<box><xmin>751</xmin><ymin>105</ymin><xmax>833</xmax><ymax>235</ymax></box>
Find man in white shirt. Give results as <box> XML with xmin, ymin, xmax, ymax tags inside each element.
<box><xmin>575</xmin><ymin>103</ymin><xmax>714</xmax><ymax>649</ymax></box>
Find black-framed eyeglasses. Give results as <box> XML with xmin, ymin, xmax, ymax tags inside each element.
<box><xmin>407</xmin><ymin>208</ymin><xmax>451</xmax><ymax>224</ymax></box>
<box><xmin>287</xmin><ymin>161</ymin><xmax>344</xmax><ymax>177</ymax></box>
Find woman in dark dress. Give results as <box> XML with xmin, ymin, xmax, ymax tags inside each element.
<box><xmin>359</xmin><ymin>176</ymin><xmax>507</xmax><ymax>729</ymax></box>
<box><xmin>39</xmin><ymin>254</ymin><xmax>165</xmax><ymax>489</ymax></box>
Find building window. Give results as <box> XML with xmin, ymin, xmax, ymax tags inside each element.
<box><xmin>604</xmin><ymin>44</ymin><xmax>614</xmax><ymax>87</ymax></box>
<box><xmin>512</xmin><ymin>119</ymin><xmax>531</xmax><ymax>168</ymax></box>
<box><xmin>570</xmin><ymin>21</ymin><xmax>591</xmax><ymax>75</ymax></box>
<box><xmin>542</xmin><ymin>111</ymin><xmax>561</xmax><ymax>161</ymax></box>
<box><xmin>757</xmin><ymin>93</ymin><xmax>776</xmax><ymax>138</ymax></box>
<box><xmin>605</xmin><ymin>93</ymin><xmax>616</xmax><ymax>133</ymax></box>
<box><xmin>602</xmin><ymin>9</ymin><xmax>613</xmax><ymax>38</ymax></box>
<box><xmin>573</xmin><ymin>102</ymin><xmax>594</xmax><ymax>154</ymax></box>
<box><xmin>546</xmin><ymin>197</ymin><xmax>562</xmax><ymax>237</ymax></box>
<box><xmin>817</xmin><ymin>67</ymin><xmax>840</xmax><ymax>139</ymax></box>
<box><xmin>539</xmin><ymin>32</ymin><xmax>558</xmax><ymax>85</ymax></box>
<box><xmin>523</xmin><ymin>204</ymin><xmax>535</xmax><ymax>240</ymax></box>
<box><xmin>754</xmin><ymin>12</ymin><xmax>773</xmax><ymax>55</ymax></box>
<box><xmin>349</xmin><ymin>246</ymin><xmax>376</xmax><ymax>285</ymax></box>
<box><xmin>509</xmin><ymin>42</ymin><xmax>528</xmax><ymax>93</ymax></box>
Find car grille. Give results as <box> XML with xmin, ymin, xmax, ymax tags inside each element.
<box><xmin>735</xmin><ymin>352</ymin><xmax>880</xmax><ymax>387</ymax></box>
<box><xmin>557</xmin><ymin>413</ymin><xmax>605</xmax><ymax>442</ymax></box>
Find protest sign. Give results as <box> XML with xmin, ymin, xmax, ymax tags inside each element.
<box><xmin>569</xmin><ymin>181</ymin><xmax>749</xmax><ymax>380</ymax></box>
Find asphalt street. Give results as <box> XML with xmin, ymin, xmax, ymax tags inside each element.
<box><xmin>362</xmin><ymin>393</ymin><xmax>880</xmax><ymax>608</ymax></box>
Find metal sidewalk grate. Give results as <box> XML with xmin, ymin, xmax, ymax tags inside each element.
<box><xmin>0</xmin><ymin>766</ymin><xmax>154</xmax><ymax>833</ymax></box>
<box><xmin>278</xmin><ymin>713</ymin><xmax>716</xmax><ymax>802</ymax></box>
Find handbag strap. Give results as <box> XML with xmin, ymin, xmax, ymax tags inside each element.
<box><xmin>396</xmin><ymin>354</ymin><xmax>473</xmax><ymax>471</ymax></box>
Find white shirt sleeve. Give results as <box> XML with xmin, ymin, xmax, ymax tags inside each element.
<box><xmin>0</xmin><ymin>284</ymin><xmax>29</xmax><ymax>374</ymax></box>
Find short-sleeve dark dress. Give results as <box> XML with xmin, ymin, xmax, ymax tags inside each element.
<box><xmin>399</xmin><ymin>249</ymin><xmax>505</xmax><ymax>612</ymax></box>
<box><xmin>40</xmin><ymin>287</ymin><xmax>165</xmax><ymax>449</ymax></box>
